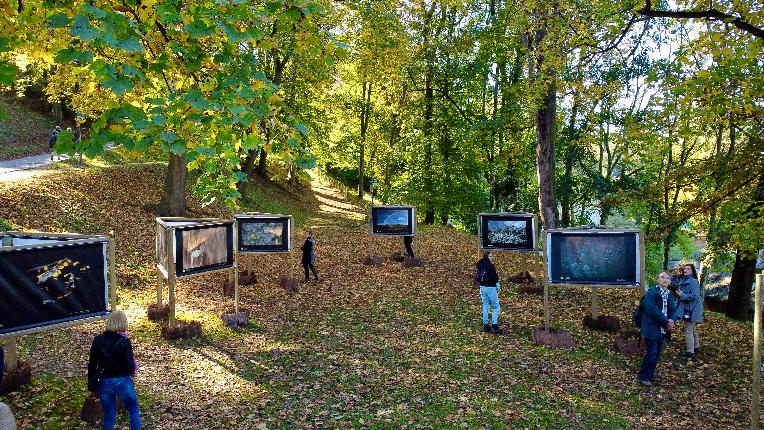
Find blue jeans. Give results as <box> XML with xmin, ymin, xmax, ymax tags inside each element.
<box><xmin>480</xmin><ymin>286</ymin><xmax>500</xmax><ymax>325</ymax></box>
<box><xmin>100</xmin><ymin>376</ymin><xmax>141</xmax><ymax>430</ymax></box>
<box><xmin>638</xmin><ymin>339</ymin><xmax>664</xmax><ymax>382</ymax></box>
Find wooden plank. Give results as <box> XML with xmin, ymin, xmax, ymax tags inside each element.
<box><xmin>752</xmin><ymin>272</ymin><xmax>763</xmax><ymax>430</ymax></box>
<box><xmin>166</xmin><ymin>227</ymin><xmax>176</xmax><ymax>328</ymax></box>
<box><xmin>5</xmin><ymin>337</ymin><xmax>18</xmax><ymax>372</ymax></box>
<box><xmin>591</xmin><ymin>287</ymin><xmax>600</xmax><ymax>319</ymax></box>
<box><xmin>0</xmin><ymin>315</ymin><xmax>108</xmax><ymax>339</ymax></box>
<box><xmin>542</xmin><ymin>230</ymin><xmax>550</xmax><ymax>331</ymax></box>
<box><xmin>108</xmin><ymin>238</ymin><xmax>117</xmax><ymax>309</ymax></box>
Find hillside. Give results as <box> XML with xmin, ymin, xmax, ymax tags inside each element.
<box><xmin>0</xmin><ymin>163</ymin><xmax>758</xmax><ymax>429</ymax></box>
<box><xmin>0</xmin><ymin>95</ymin><xmax>57</xmax><ymax>161</ymax></box>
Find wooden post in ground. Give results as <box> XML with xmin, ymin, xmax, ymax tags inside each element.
<box><xmin>752</xmin><ymin>271</ymin><xmax>764</xmax><ymax>430</ymax></box>
<box><xmin>166</xmin><ymin>227</ymin><xmax>176</xmax><ymax>328</ymax></box>
<box><xmin>591</xmin><ymin>287</ymin><xmax>600</xmax><ymax>319</ymax></box>
<box><xmin>156</xmin><ymin>270</ymin><xmax>163</xmax><ymax>305</ymax></box>
<box><xmin>542</xmin><ymin>231</ymin><xmax>550</xmax><ymax>331</ymax></box>
<box><xmin>108</xmin><ymin>238</ymin><xmax>117</xmax><ymax>309</ymax></box>
<box><xmin>4</xmin><ymin>336</ymin><xmax>18</xmax><ymax>372</ymax></box>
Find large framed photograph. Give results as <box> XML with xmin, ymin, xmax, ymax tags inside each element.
<box><xmin>478</xmin><ymin>213</ymin><xmax>536</xmax><ymax>251</ymax></box>
<box><xmin>235</xmin><ymin>214</ymin><xmax>292</xmax><ymax>253</ymax></box>
<box><xmin>156</xmin><ymin>218</ymin><xmax>234</xmax><ymax>278</ymax></box>
<box><xmin>545</xmin><ymin>229</ymin><xmax>642</xmax><ymax>286</ymax></box>
<box><xmin>0</xmin><ymin>234</ymin><xmax>110</xmax><ymax>336</ymax></box>
<box><xmin>370</xmin><ymin>206</ymin><xmax>416</xmax><ymax>236</ymax></box>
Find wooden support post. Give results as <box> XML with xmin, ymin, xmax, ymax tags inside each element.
<box><xmin>108</xmin><ymin>238</ymin><xmax>117</xmax><ymax>309</ymax></box>
<box><xmin>591</xmin><ymin>287</ymin><xmax>600</xmax><ymax>319</ymax></box>
<box><xmin>4</xmin><ymin>336</ymin><xmax>18</xmax><ymax>372</ymax></box>
<box><xmin>542</xmin><ymin>231</ymin><xmax>550</xmax><ymax>331</ymax></box>
<box><xmin>640</xmin><ymin>232</ymin><xmax>647</xmax><ymax>293</ymax></box>
<box><xmin>166</xmin><ymin>227</ymin><xmax>176</xmax><ymax>328</ymax></box>
<box><xmin>752</xmin><ymin>272</ymin><xmax>763</xmax><ymax>430</ymax></box>
<box><xmin>156</xmin><ymin>271</ymin><xmax>163</xmax><ymax>305</ymax></box>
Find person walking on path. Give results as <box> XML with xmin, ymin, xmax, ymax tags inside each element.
<box><xmin>674</xmin><ymin>263</ymin><xmax>703</xmax><ymax>358</ymax></box>
<box><xmin>403</xmin><ymin>235</ymin><xmax>415</xmax><ymax>258</ymax></box>
<box><xmin>301</xmin><ymin>230</ymin><xmax>319</xmax><ymax>282</ymax></box>
<box><xmin>88</xmin><ymin>310</ymin><xmax>141</xmax><ymax>430</ymax></box>
<box><xmin>638</xmin><ymin>270</ymin><xmax>676</xmax><ymax>387</ymax></box>
<box><xmin>48</xmin><ymin>126</ymin><xmax>61</xmax><ymax>160</ymax></box>
<box><xmin>476</xmin><ymin>251</ymin><xmax>503</xmax><ymax>335</ymax></box>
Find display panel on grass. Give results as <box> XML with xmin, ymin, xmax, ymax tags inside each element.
<box><xmin>370</xmin><ymin>206</ymin><xmax>416</xmax><ymax>236</ymax></box>
<box><xmin>0</xmin><ymin>232</ymin><xmax>111</xmax><ymax>336</ymax></box>
<box><xmin>478</xmin><ymin>213</ymin><xmax>536</xmax><ymax>251</ymax></box>
<box><xmin>235</xmin><ymin>214</ymin><xmax>292</xmax><ymax>253</ymax></box>
<box><xmin>156</xmin><ymin>218</ymin><xmax>234</xmax><ymax>278</ymax></box>
<box><xmin>545</xmin><ymin>229</ymin><xmax>642</xmax><ymax>286</ymax></box>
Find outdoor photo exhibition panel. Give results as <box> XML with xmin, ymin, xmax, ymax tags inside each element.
<box><xmin>155</xmin><ymin>218</ymin><xmax>236</xmax><ymax>327</ymax></box>
<box><xmin>478</xmin><ymin>213</ymin><xmax>537</xmax><ymax>252</ymax></box>
<box><xmin>0</xmin><ymin>232</ymin><xmax>114</xmax><ymax>337</ymax></box>
<box><xmin>235</xmin><ymin>214</ymin><xmax>292</xmax><ymax>253</ymax></box>
<box><xmin>370</xmin><ymin>206</ymin><xmax>416</xmax><ymax>236</ymax></box>
<box><xmin>545</xmin><ymin>229</ymin><xmax>642</xmax><ymax>286</ymax></box>
<box><xmin>541</xmin><ymin>228</ymin><xmax>644</xmax><ymax>330</ymax></box>
<box><xmin>155</xmin><ymin>218</ymin><xmax>235</xmax><ymax>278</ymax></box>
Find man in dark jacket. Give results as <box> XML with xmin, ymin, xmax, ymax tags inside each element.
<box><xmin>49</xmin><ymin>126</ymin><xmax>61</xmax><ymax>160</ymax></box>
<box><xmin>301</xmin><ymin>231</ymin><xmax>319</xmax><ymax>282</ymax></box>
<box><xmin>476</xmin><ymin>251</ymin><xmax>503</xmax><ymax>335</ymax></box>
<box><xmin>638</xmin><ymin>270</ymin><xmax>676</xmax><ymax>387</ymax></box>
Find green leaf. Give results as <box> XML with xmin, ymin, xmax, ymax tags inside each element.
<box><xmin>116</xmin><ymin>38</ymin><xmax>144</xmax><ymax>53</ymax></box>
<box><xmin>217</xmin><ymin>21</ymin><xmax>249</xmax><ymax>42</ymax></box>
<box><xmin>184</xmin><ymin>89</ymin><xmax>210</xmax><ymax>110</ymax></box>
<box><xmin>47</xmin><ymin>13</ymin><xmax>71</xmax><ymax>28</ymax></box>
<box><xmin>55</xmin><ymin>47</ymin><xmax>94</xmax><ymax>64</ymax></box>
<box><xmin>0</xmin><ymin>38</ymin><xmax>12</xmax><ymax>52</ymax></box>
<box><xmin>71</xmin><ymin>14</ymin><xmax>99</xmax><ymax>42</ymax></box>
<box><xmin>295</xmin><ymin>123</ymin><xmax>308</xmax><ymax>135</ymax></box>
<box><xmin>82</xmin><ymin>5</ymin><xmax>107</xmax><ymax>19</ymax></box>
<box><xmin>160</xmin><ymin>131</ymin><xmax>178</xmax><ymax>144</ymax></box>
<box><xmin>0</xmin><ymin>62</ymin><xmax>16</xmax><ymax>85</ymax></box>
<box><xmin>102</xmin><ymin>75</ymin><xmax>133</xmax><ymax>95</ymax></box>
<box><xmin>170</xmin><ymin>141</ymin><xmax>186</xmax><ymax>154</ymax></box>
<box><xmin>296</xmin><ymin>155</ymin><xmax>317</xmax><ymax>169</ymax></box>
<box><xmin>184</xmin><ymin>21</ymin><xmax>215</xmax><ymax>39</ymax></box>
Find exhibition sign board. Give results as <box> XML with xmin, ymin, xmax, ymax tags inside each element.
<box><xmin>235</xmin><ymin>213</ymin><xmax>292</xmax><ymax>253</ymax></box>
<box><xmin>370</xmin><ymin>206</ymin><xmax>416</xmax><ymax>236</ymax></box>
<box><xmin>156</xmin><ymin>218</ymin><xmax>234</xmax><ymax>278</ymax></box>
<box><xmin>0</xmin><ymin>232</ymin><xmax>113</xmax><ymax>337</ymax></box>
<box><xmin>545</xmin><ymin>228</ymin><xmax>642</xmax><ymax>287</ymax></box>
<box><xmin>478</xmin><ymin>213</ymin><xmax>536</xmax><ymax>252</ymax></box>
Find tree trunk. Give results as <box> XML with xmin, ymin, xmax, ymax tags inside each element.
<box><xmin>536</xmin><ymin>78</ymin><xmax>558</xmax><ymax>230</ymax></box>
<box><xmin>358</xmin><ymin>81</ymin><xmax>371</xmax><ymax>198</ymax></box>
<box><xmin>256</xmin><ymin>147</ymin><xmax>268</xmax><ymax>178</ymax></box>
<box><xmin>159</xmin><ymin>154</ymin><xmax>187</xmax><ymax>216</ymax></box>
<box><xmin>726</xmin><ymin>251</ymin><xmax>757</xmax><ymax>320</ymax></box>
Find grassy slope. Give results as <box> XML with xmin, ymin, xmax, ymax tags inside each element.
<box><xmin>0</xmin><ymin>161</ymin><xmax>757</xmax><ymax>429</ymax></box>
<box><xmin>0</xmin><ymin>95</ymin><xmax>57</xmax><ymax>160</ymax></box>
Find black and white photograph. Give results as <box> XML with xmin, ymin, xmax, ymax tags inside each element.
<box><xmin>479</xmin><ymin>214</ymin><xmax>535</xmax><ymax>251</ymax></box>
<box><xmin>237</xmin><ymin>215</ymin><xmax>292</xmax><ymax>252</ymax></box>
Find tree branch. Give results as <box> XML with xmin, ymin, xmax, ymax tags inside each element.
<box><xmin>637</xmin><ymin>0</ymin><xmax>764</xmax><ymax>41</ymax></box>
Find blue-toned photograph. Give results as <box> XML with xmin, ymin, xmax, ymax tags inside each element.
<box><xmin>371</xmin><ymin>206</ymin><xmax>415</xmax><ymax>235</ymax></box>
<box><xmin>547</xmin><ymin>232</ymin><xmax>639</xmax><ymax>285</ymax></box>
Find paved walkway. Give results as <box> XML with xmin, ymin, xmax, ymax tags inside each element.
<box><xmin>0</xmin><ymin>152</ymin><xmax>71</xmax><ymax>181</ymax></box>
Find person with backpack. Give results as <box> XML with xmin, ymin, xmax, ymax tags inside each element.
<box><xmin>674</xmin><ymin>263</ymin><xmax>703</xmax><ymax>358</ymax></box>
<box><xmin>637</xmin><ymin>270</ymin><xmax>676</xmax><ymax>387</ymax></box>
<box><xmin>476</xmin><ymin>251</ymin><xmax>503</xmax><ymax>335</ymax></box>
<box><xmin>88</xmin><ymin>310</ymin><xmax>140</xmax><ymax>430</ymax></box>
<box><xmin>49</xmin><ymin>126</ymin><xmax>61</xmax><ymax>160</ymax></box>
<box><xmin>301</xmin><ymin>230</ymin><xmax>319</xmax><ymax>283</ymax></box>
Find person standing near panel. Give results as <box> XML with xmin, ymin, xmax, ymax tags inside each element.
<box><xmin>301</xmin><ymin>230</ymin><xmax>319</xmax><ymax>282</ymax></box>
<box><xmin>48</xmin><ymin>125</ymin><xmax>61</xmax><ymax>160</ymax></box>
<box><xmin>638</xmin><ymin>270</ymin><xmax>676</xmax><ymax>387</ymax></box>
<box><xmin>673</xmin><ymin>263</ymin><xmax>703</xmax><ymax>358</ymax></box>
<box><xmin>88</xmin><ymin>310</ymin><xmax>141</xmax><ymax>430</ymax></box>
<box><xmin>476</xmin><ymin>251</ymin><xmax>503</xmax><ymax>335</ymax></box>
<box><xmin>403</xmin><ymin>235</ymin><xmax>415</xmax><ymax>258</ymax></box>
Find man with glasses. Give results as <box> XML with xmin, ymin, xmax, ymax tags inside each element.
<box><xmin>638</xmin><ymin>270</ymin><xmax>676</xmax><ymax>387</ymax></box>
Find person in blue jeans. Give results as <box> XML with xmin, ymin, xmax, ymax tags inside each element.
<box><xmin>638</xmin><ymin>270</ymin><xmax>676</xmax><ymax>387</ymax></box>
<box><xmin>88</xmin><ymin>310</ymin><xmax>140</xmax><ymax>430</ymax></box>
<box><xmin>476</xmin><ymin>251</ymin><xmax>503</xmax><ymax>335</ymax></box>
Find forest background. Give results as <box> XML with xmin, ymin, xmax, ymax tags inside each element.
<box><xmin>0</xmin><ymin>0</ymin><xmax>762</xmax><ymax>319</ymax></box>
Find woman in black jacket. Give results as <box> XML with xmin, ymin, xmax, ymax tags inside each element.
<box><xmin>301</xmin><ymin>230</ymin><xmax>319</xmax><ymax>282</ymax></box>
<box><xmin>88</xmin><ymin>310</ymin><xmax>140</xmax><ymax>430</ymax></box>
<box><xmin>476</xmin><ymin>251</ymin><xmax>503</xmax><ymax>335</ymax></box>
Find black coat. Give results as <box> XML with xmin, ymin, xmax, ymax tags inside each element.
<box><xmin>301</xmin><ymin>237</ymin><xmax>316</xmax><ymax>265</ymax></box>
<box><xmin>88</xmin><ymin>331</ymin><xmax>136</xmax><ymax>392</ymax></box>
<box><xmin>0</xmin><ymin>345</ymin><xmax>4</xmax><ymax>386</ymax></box>
<box><xmin>475</xmin><ymin>258</ymin><xmax>499</xmax><ymax>287</ymax></box>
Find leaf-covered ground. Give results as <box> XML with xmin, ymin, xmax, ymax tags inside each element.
<box><xmin>0</xmin><ymin>95</ymin><xmax>57</xmax><ymax>160</ymax></box>
<box><xmin>0</xmin><ymin>161</ymin><xmax>759</xmax><ymax>429</ymax></box>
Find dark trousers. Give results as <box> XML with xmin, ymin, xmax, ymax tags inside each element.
<box><xmin>404</xmin><ymin>241</ymin><xmax>415</xmax><ymax>258</ymax></box>
<box><xmin>638</xmin><ymin>338</ymin><xmax>664</xmax><ymax>382</ymax></box>
<box><xmin>303</xmin><ymin>263</ymin><xmax>318</xmax><ymax>281</ymax></box>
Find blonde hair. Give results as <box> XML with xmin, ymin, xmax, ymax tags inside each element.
<box><xmin>105</xmin><ymin>310</ymin><xmax>128</xmax><ymax>332</ymax></box>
